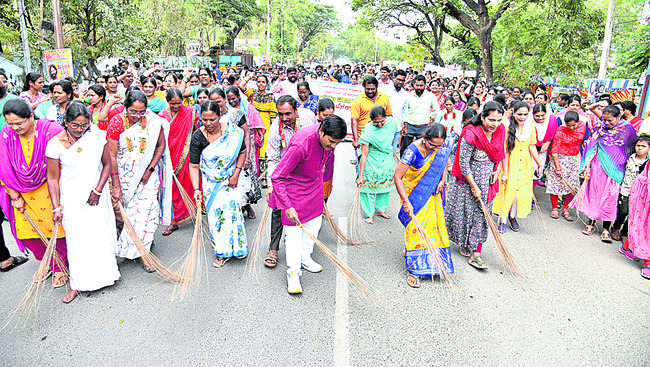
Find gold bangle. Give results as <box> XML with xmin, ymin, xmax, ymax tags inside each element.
<box><xmin>92</xmin><ymin>189</ymin><xmax>102</xmax><ymax>195</ymax></box>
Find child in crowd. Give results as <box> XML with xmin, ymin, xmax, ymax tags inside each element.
<box><xmin>613</xmin><ymin>136</ymin><xmax>649</xmax><ymax>243</ymax></box>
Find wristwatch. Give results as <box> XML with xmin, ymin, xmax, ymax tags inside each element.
<box><xmin>148</xmin><ymin>166</ymin><xmax>155</xmax><ymax>172</ymax></box>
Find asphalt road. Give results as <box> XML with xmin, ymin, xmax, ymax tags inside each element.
<box><xmin>1</xmin><ymin>143</ymin><xmax>648</xmax><ymax>366</ymax></box>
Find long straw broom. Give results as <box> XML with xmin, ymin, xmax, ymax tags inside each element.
<box><xmin>246</xmin><ymin>205</ymin><xmax>271</xmax><ymax>280</ymax></box>
<box><xmin>478</xmin><ymin>197</ymin><xmax>526</xmax><ymax>279</ymax></box>
<box><xmin>171</xmin><ymin>207</ymin><xmax>207</xmax><ymax>300</ymax></box>
<box><xmin>324</xmin><ymin>203</ymin><xmax>372</xmax><ymax>246</ymax></box>
<box><xmin>23</xmin><ymin>212</ymin><xmax>67</xmax><ymax>278</ymax></box>
<box><xmin>3</xmin><ymin>223</ymin><xmax>60</xmax><ymax>332</ymax></box>
<box><xmin>117</xmin><ymin>202</ymin><xmax>184</xmax><ymax>282</ymax></box>
<box><xmin>172</xmin><ymin>173</ymin><xmax>198</xmax><ymax>223</ymax></box>
<box><xmin>346</xmin><ymin>188</ymin><xmax>373</xmax><ymax>245</ymax></box>
<box><xmin>409</xmin><ymin>215</ymin><xmax>458</xmax><ymax>293</ymax></box>
<box><xmin>297</xmin><ymin>220</ymin><xmax>383</xmax><ymax>304</ymax></box>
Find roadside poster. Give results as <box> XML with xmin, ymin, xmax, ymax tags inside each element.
<box><xmin>44</xmin><ymin>49</ymin><xmax>74</xmax><ymax>82</ymax></box>
<box><xmin>309</xmin><ymin>80</ymin><xmax>363</xmax><ymax>123</ymax></box>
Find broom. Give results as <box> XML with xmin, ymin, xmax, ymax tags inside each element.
<box><xmin>23</xmin><ymin>212</ymin><xmax>68</xmax><ymax>278</ymax></box>
<box><xmin>172</xmin><ymin>173</ymin><xmax>198</xmax><ymax>223</ymax></box>
<box><xmin>3</xmin><ymin>223</ymin><xmax>60</xmax><ymax>332</ymax></box>
<box><xmin>478</xmin><ymin>197</ymin><xmax>526</xmax><ymax>279</ymax></box>
<box><xmin>171</xmin><ymin>207</ymin><xmax>207</xmax><ymax>300</ymax></box>
<box><xmin>245</xmin><ymin>205</ymin><xmax>271</xmax><ymax>280</ymax></box>
<box><xmin>324</xmin><ymin>203</ymin><xmax>372</xmax><ymax>246</ymax></box>
<box><xmin>409</xmin><ymin>215</ymin><xmax>458</xmax><ymax>293</ymax></box>
<box><xmin>297</xmin><ymin>220</ymin><xmax>383</xmax><ymax>303</ymax></box>
<box><xmin>346</xmin><ymin>188</ymin><xmax>374</xmax><ymax>245</ymax></box>
<box><xmin>117</xmin><ymin>202</ymin><xmax>184</xmax><ymax>282</ymax></box>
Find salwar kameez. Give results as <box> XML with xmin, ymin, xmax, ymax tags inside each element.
<box><xmin>358</xmin><ymin>118</ymin><xmax>397</xmax><ymax>217</ymax></box>
<box><xmin>243</xmin><ymin>89</ymin><xmax>277</xmax><ymax>158</ymax></box>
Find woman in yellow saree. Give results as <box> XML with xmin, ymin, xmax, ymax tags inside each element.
<box><xmin>394</xmin><ymin>123</ymin><xmax>455</xmax><ymax>288</ymax></box>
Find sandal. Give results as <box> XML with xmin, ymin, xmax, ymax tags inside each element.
<box><xmin>582</xmin><ymin>225</ymin><xmax>595</xmax><ymax>236</ymax></box>
<box><xmin>550</xmin><ymin>208</ymin><xmax>559</xmax><ymax>219</ymax></box>
<box><xmin>375</xmin><ymin>210</ymin><xmax>390</xmax><ymax>219</ymax></box>
<box><xmin>52</xmin><ymin>272</ymin><xmax>68</xmax><ymax>288</ymax></box>
<box><xmin>140</xmin><ymin>259</ymin><xmax>156</xmax><ymax>273</ymax></box>
<box><xmin>468</xmin><ymin>255</ymin><xmax>488</xmax><ymax>269</ymax></box>
<box><xmin>235</xmin><ymin>254</ymin><xmax>247</xmax><ymax>260</ymax></box>
<box><xmin>407</xmin><ymin>273</ymin><xmax>420</xmax><ymax>288</ymax></box>
<box><xmin>459</xmin><ymin>247</ymin><xmax>471</xmax><ymax>257</ymax></box>
<box><xmin>264</xmin><ymin>250</ymin><xmax>278</xmax><ymax>268</ymax></box>
<box><xmin>561</xmin><ymin>209</ymin><xmax>573</xmax><ymax>222</ymax></box>
<box><xmin>35</xmin><ymin>268</ymin><xmax>52</xmax><ymax>282</ymax></box>
<box><xmin>0</xmin><ymin>256</ymin><xmax>28</xmax><ymax>272</ymax></box>
<box><xmin>162</xmin><ymin>224</ymin><xmax>179</xmax><ymax>236</ymax></box>
<box><xmin>610</xmin><ymin>229</ymin><xmax>621</xmax><ymax>241</ymax></box>
<box><xmin>245</xmin><ymin>205</ymin><xmax>256</xmax><ymax>219</ymax></box>
<box><xmin>601</xmin><ymin>230</ymin><xmax>612</xmax><ymax>243</ymax></box>
<box><xmin>62</xmin><ymin>290</ymin><xmax>78</xmax><ymax>304</ymax></box>
<box><xmin>213</xmin><ymin>257</ymin><xmax>230</xmax><ymax>268</ymax></box>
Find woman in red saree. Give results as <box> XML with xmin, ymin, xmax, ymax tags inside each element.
<box><xmin>158</xmin><ymin>88</ymin><xmax>199</xmax><ymax>235</ymax></box>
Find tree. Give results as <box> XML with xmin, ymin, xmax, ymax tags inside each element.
<box><xmin>206</xmin><ymin>0</ymin><xmax>263</xmax><ymax>50</ymax></box>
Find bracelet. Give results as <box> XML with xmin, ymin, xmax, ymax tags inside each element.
<box><xmin>10</xmin><ymin>196</ymin><xmax>21</xmax><ymax>202</ymax></box>
<box><xmin>193</xmin><ymin>189</ymin><xmax>201</xmax><ymax>192</ymax></box>
<box><xmin>52</xmin><ymin>206</ymin><xmax>62</xmax><ymax>213</ymax></box>
<box><xmin>110</xmin><ymin>172</ymin><xmax>119</xmax><ymax>176</ymax></box>
<box><xmin>235</xmin><ymin>167</ymin><xmax>242</xmax><ymax>171</ymax></box>
<box><xmin>92</xmin><ymin>189</ymin><xmax>102</xmax><ymax>195</ymax></box>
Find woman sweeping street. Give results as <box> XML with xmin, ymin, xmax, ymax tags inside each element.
<box><xmin>107</xmin><ymin>90</ymin><xmax>172</xmax><ymax>272</ymax></box>
<box><xmin>446</xmin><ymin>101</ymin><xmax>506</xmax><ymax>269</ymax></box>
<box><xmin>394</xmin><ymin>123</ymin><xmax>455</xmax><ymax>288</ymax></box>
<box><xmin>189</xmin><ymin>100</ymin><xmax>248</xmax><ymax>268</ymax></box>
<box><xmin>357</xmin><ymin>106</ymin><xmax>397</xmax><ymax>224</ymax></box>
<box><xmin>157</xmin><ymin>88</ymin><xmax>200</xmax><ymax>235</ymax></box>
<box><xmin>0</xmin><ymin>98</ymin><xmax>68</xmax><ymax>286</ymax></box>
<box><xmin>45</xmin><ymin>101</ymin><xmax>120</xmax><ymax>303</ymax></box>
<box><xmin>570</xmin><ymin>105</ymin><xmax>637</xmax><ymax>241</ymax></box>
<box><xmin>492</xmin><ymin>101</ymin><xmax>543</xmax><ymax>233</ymax></box>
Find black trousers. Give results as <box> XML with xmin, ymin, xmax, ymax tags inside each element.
<box><xmin>606</xmin><ymin>193</ymin><xmax>629</xmax><ymax>236</ymax></box>
<box><xmin>0</xmin><ymin>210</ymin><xmax>10</xmax><ymax>262</ymax></box>
<box><xmin>399</xmin><ymin>123</ymin><xmax>429</xmax><ymax>157</ymax></box>
<box><xmin>269</xmin><ymin>208</ymin><xmax>283</xmax><ymax>252</ymax></box>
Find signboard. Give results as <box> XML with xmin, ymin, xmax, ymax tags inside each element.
<box><xmin>308</xmin><ymin>80</ymin><xmax>363</xmax><ymax>123</ymax></box>
<box><xmin>44</xmin><ymin>48</ymin><xmax>73</xmax><ymax>82</ymax></box>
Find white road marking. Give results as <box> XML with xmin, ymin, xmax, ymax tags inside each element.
<box><xmin>333</xmin><ymin>216</ymin><xmax>350</xmax><ymax>367</ymax></box>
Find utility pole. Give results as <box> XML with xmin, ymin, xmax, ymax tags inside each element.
<box><xmin>17</xmin><ymin>0</ymin><xmax>32</xmax><ymax>71</ymax></box>
<box><xmin>266</xmin><ymin>0</ymin><xmax>271</xmax><ymax>64</ymax></box>
<box><xmin>598</xmin><ymin>0</ymin><xmax>616</xmax><ymax>79</ymax></box>
<box><xmin>52</xmin><ymin>0</ymin><xmax>64</xmax><ymax>49</ymax></box>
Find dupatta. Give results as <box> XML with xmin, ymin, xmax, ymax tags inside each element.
<box><xmin>398</xmin><ymin>136</ymin><xmax>455</xmax><ymax>227</ymax></box>
<box><xmin>0</xmin><ymin>119</ymin><xmax>63</xmax><ymax>251</ymax></box>
<box><xmin>581</xmin><ymin>120</ymin><xmax>637</xmax><ymax>184</ymax></box>
<box><xmin>451</xmin><ymin>123</ymin><xmax>506</xmax><ymax>202</ymax></box>
<box><xmin>167</xmin><ymin>105</ymin><xmax>198</xmax><ymax>175</ymax></box>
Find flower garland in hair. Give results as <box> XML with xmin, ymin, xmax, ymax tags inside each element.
<box><xmin>279</xmin><ymin>116</ymin><xmax>300</xmax><ymax>149</ymax></box>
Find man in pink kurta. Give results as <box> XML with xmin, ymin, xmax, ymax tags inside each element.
<box><xmin>269</xmin><ymin>115</ymin><xmax>347</xmax><ymax>294</ymax></box>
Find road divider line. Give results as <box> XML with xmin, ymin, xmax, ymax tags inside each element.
<box><xmin>334</xmin><ymin>216</ymin><xmax>350</xmax><ymax>367</ymax></box>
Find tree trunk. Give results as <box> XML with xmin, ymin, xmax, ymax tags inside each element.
<box><xmin>478</xmin><ymin>31</ymin><xmax>493</xmax><ymax>83</ymax></box>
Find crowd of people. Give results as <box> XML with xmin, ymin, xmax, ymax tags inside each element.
<box><xmin>0</xmin><ymin>58</ymin><xmax>648</xmax><ymax>302</ymax></box>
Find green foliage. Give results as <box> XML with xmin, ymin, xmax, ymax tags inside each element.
<box><xmin>491</xmin><ymin>0</ymin><xmax>605</xmax><ymax>86</ymax></box>
<box><xmin>328</xmin><ymin>25</ymin><xmax>402</xmax><ymax>63</ymax></box>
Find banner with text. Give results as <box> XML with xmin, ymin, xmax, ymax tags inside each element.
<box><xmin>44</xmin><ymin>49</ymin><xmax>74</xmax><ymax>82</ymax></box>
<box><xmin>308</xmin><ymin>80</ymin><xmax>364</xmax><ymax>123</ymax></box>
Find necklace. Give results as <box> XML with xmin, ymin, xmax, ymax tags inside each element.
<box><xmin>66</xmin><ymin>130</ymin><xmax>82</xmax><ymax>152</ymax></box>
<box><xmin>279</xmin><ymin>117</ymin><xmax>300</xmax><ymax>149</ymax></box>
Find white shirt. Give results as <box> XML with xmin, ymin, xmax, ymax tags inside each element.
<box><xmin>387</xmin><ymin>85</ymin><xmax>408</xmax><ymax>129</ymax></box>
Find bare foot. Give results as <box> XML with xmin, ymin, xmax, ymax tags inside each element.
<box><xmin>407</xmin><ymin>274</ymin><xmax>420</xmax><ymax>288</ymax></box>
<box><xmin>62</xmin><ymin>289</ymin><xmax>78</xmax><ymax>303</ymax></box>
<box><xmin>365</xmin><ymin>216</ymin><xmax>374</xmax><ymax>224</ymax></box>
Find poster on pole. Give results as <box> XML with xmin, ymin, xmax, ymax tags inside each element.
<box><xmin>44</xmin><ymin>49</ymin><xmax>73</xmax><ymax>82</ymax></box>
<box><xmin>308</xmin><ymin>80</ymin><xmax>363</xmax><ymax>123</ymax></box>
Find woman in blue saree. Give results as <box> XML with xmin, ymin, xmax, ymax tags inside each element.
<box><xmin>189</xmin><ymin>100</ymin><xmax>248</xmax><ymax>268</ymax></box>
<box><xmin>394</xmin><ymin>123</ymin><xmax>455</xmax><ymax>288</ymax></box>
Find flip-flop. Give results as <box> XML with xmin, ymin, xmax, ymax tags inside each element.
<box><xmin>375</xmin><ymin>211</ymin><xmax>390</xmax><ymax>219</ymax></box>
<box><xmin>161</xmin><ymin>225</ymin><xmax>179</xmax><ymax>236</ymax></box>
<box><xmin>468</xmin><ymin>255</ymin><xmax>488</xmax><ymax>269</ymax></box>
<box><xmin>213</xmin><ymin>257</ymin><xmax>231</xmax><ymax>268</ymax></box>
<box><xmin>0</xmin><ymin>256</ymin><xmax>28</xmax><ymax>272</ymax></box>
<box><xmin>407</xmin><ymin>274</ymin><xmax>420</xmax><ymax>288</ymax></box>
<box><xmin>459</xmin><ymin>247</ymin><xmax>471</xmax><ymax>257</ymax></box>
<box><xmin>52</xmin><ymin>273</ymin><xmax>68</xmax><ymax>288</ymax></box>
<box><xmin>140</xmin><ymin>260</ymin><xmax>156</xmax><ymax>273</ymax></box>
<box><xmin>62</xmin><ymin>290</ymin><xmax>78</xmax><ymax>304</ymax></box>
<box><xmin>264</xmin><ymin>250</ymin><xmax>278</xmax><ymax>268</ymax></box>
